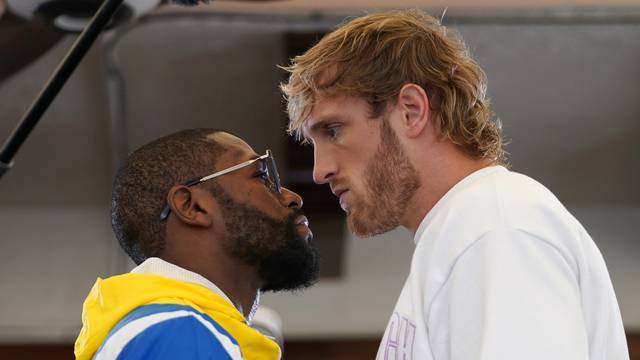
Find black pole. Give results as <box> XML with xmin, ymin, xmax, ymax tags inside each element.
<box><xmin>0</xmin><ymin>0</ymin><xmax>125</xmax><ymax>179</ymax></box>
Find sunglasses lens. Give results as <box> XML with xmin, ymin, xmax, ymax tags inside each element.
<box><xmin>265</xmin><ymin>151</ymin><xmax>281</xmax><ymax>193</ymax></box>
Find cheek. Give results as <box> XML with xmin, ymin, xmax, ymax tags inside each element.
<box><xmin>246</xmin><ymin>187</ymin><xmax>286</xmax><ymax>216</ymax></box>
<box><xmin>346</xmin><ymin>129</ymin><xmax>381</xmax><ymax>169</ymax></box>
<box><xmin>349</xmin><ymin>152</ymin><xmax>375</xmax><ymax>183</ymax></box>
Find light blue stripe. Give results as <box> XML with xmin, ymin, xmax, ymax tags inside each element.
<box><xmin>94</xmin><ymin>304</ymin><xmax>240</xmax><ymax>359</ymax></box>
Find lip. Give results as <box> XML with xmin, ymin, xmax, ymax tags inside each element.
<box><xmin>294</xmin><ymin>215</ymin><xmax>313</xmax><ymax>242</ymax></box>
<box><xmin>331</xmin><ymin>186</ymin><xmax>348</xmax><ymax>198</ymax></box>
<box><xmin>338</xmin><ymin>190</ymin><xmax>349</xmax><ymax>211</ymax></box>
<box><xmin>294</xmin><ymin>215</ymin><xmax>309</xmax><ymax>227</ymax></box>
<box><xmin>331</xmin><ymin>185</ymin><xmax>350</xmax><ymax>211</ymax></box>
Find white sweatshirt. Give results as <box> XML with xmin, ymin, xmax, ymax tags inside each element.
<box><xmin>377</xmin><ymin>166</ymin><xmax>628</xmax><ymax>360</ymax></box>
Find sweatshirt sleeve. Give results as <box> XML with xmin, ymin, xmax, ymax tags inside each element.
<box><xmin>431</xmin><ymin>228</ymin><xmax>589</xmax><ymax>360</ymax></box>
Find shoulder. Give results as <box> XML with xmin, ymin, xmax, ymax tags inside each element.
<box><xmin>412</xmin><ymin>167</ymin><xmax>587</xmax><ymax>287</ymax></box>
<box><xmin>417</xmin><ymin>166</ymin><xmax>584</xmax><ymax>256</ymax></box>
<box><xmin>441</xmin><ymin>166</ymin><xmax>563</xmax><ymax>222</ymax></box>
<box><xmin>94</xmin><ymin>304</ymin><xmax>243</xmax><ymax>360</ymax></box>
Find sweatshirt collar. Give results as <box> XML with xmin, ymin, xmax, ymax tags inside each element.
<box><xmin>413</xmin><ymin>165</ymin><xmax>506</xmax><ymax>244</ymax></box>
<box><xmin>131</xmin><ymin>257</ymin><xmax>234</xmax><ymax>307</ymax></box>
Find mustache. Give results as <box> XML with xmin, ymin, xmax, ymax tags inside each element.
<box><xmin>285</xmin><ymin>208</ymin><xmax>306</xmax><ymax>223</ymax></box>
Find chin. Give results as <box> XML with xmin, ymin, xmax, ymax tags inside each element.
<box><xmin>295</xmin><ymin>226</ymin><xmax>313</xmax><ymax>244</ymax></box>
<box><xmin>347</xmin><ymin>209</ymin><xmax>399</xmax><ymax>238</ymax></box>
<box><xmin>257</xmin><ymin>226</ymin><xmax>320</xmax><ymax>292</ymax></box>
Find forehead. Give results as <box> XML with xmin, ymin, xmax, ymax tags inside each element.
<box><xmin>303</xmin><ymin>94</ymin><xmax>371</xmax><ymax>135</ymax></box>
<box><xmin>207</xmin><ymin>132</ymin><xmax>257</xmax><ymax>166</ymax></box>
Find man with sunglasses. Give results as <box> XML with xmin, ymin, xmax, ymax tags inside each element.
<box><xmin>74</xmin><ymin>129</ymin><xmax>319</xmax><ymax>360</ymax></box>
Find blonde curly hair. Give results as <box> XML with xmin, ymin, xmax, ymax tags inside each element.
<box><xmin>280</xmin><ymin>9</ymin><xmax>506</xmax><ymax>164</ymax></box>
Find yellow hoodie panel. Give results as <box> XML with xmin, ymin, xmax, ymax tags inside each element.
<box><xmin>74</xmin><ymin>273</ymin><xmax>280</xmax><ymax>360</ymax></box>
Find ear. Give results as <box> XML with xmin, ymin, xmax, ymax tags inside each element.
<box><xmin>396</xmin><ymin>83</ymin><xmax>430</xmax><ymax>138</ymax></box>
<box><xmin>166</xmin><ymin>185</ymin><xmax>214</xmax><ymax>228</ymax></box>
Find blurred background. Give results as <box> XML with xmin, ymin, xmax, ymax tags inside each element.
<box><xmin>0</xmin><ymin>0</ymin><xmax>639</xmax><ymax>359</ymax></box>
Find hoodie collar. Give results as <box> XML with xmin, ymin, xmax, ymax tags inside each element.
<box><xmin>131</xmin><ymin>257</ymin><xmax>235</xmax><ymax>307</ymax></box>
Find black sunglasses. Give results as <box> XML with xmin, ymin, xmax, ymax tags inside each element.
<box><xmin>159</xmin><ymin>150</ymin><xmax>281</xmax><ymax>221</ymax></box>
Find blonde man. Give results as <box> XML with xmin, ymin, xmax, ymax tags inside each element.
<box><xmin>281</xmin><ymin>9</ymin><xmax>628</xmax><ymax>360</ymax></box>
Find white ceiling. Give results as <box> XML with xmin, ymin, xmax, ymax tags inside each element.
<box><xmin>162</xmin><ymin>0</ymin><xmax>640</xmax><ymax>13</ymax></box>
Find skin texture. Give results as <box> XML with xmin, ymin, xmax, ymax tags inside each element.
<box><xmin>305</xmin><ymin>84</ymin><xmax>492</xmax><ymax>237</ymax></box>
<box><xmin>160</xmin><ymin>132</ymin><xmax>318</xmax><ymax>317</ymax></box>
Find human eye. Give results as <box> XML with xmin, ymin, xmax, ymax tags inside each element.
<box><xmin>324</xmin><ymin>124</ymin><xmax>341</xmax><ymax>140</ymax></box>
<box><xmin>253</xmin><ymin>162</ymin><xmax>270</xmax><ymax>183</ymax></box>
<box><xmin>256</xmin><ymin>171</ymin><xmax>269</xmax><ymax>182</ymax></box>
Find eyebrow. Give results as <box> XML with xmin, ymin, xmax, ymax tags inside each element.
<box><xmin>305</xmin><ymin>117</ymin><xmax>341</xmax><ymax>137</ymax></box>
<box><xmin>203</xmin><ymin>153</ymin><xmax>265</xmax><ymax>182</ymax></box>
<box><xmin>246</xmin><ymin>154</ymin><xmax>264</xmax><ymax>171</ymax></box>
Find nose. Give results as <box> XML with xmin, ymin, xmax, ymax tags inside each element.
<box><xmin>280</xmin><ymin>187</ymin><xmax>303</xmax><ymax>209</ymax></box>
<box><xmin>312</xmin><ymin>145</ymin><xmax>336</xmax><ymax>184</ymax></box>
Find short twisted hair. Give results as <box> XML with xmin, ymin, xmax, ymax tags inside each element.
<box><xmin>281</xmin><ymin>9</ymin><xmax>505</xmax><ymax>163</ymax></box>
<box><xmin>111</xmin><ymin>129</ymin><xmax>225</xmax><ymax>264</ymax></box>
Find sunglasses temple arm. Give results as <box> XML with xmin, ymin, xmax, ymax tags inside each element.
<box><xmin>199</xmin><ymin>155</ymin><xmax>266</xmax><ymax>183</ymax></box>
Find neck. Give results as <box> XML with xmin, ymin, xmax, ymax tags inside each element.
<box><xmin>190</xmin><ymin>259</ymin><xmax>260</xmax><ymax>319</ymax></box>
<box><xmin>402</xmin><ymin>144</ymin><xmax>494</xmax><ymax>236</ymax></box>
<box><xmin>211</xmin><ymin>261</ymin><xmax>261</xmax><ymax>319</ymax></box>
<box><xmin>161</xmin><ymin>232</ymin><xmax>261</xmax><ymax>319</ymax></box>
